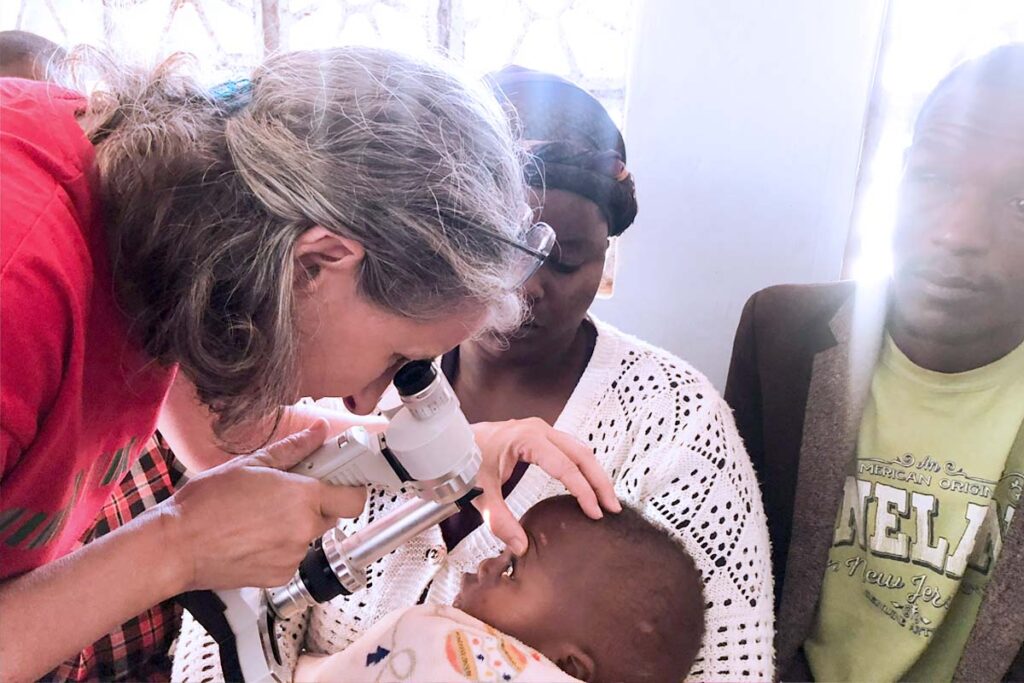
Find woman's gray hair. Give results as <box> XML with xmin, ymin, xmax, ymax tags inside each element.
<box><xmin>79</xmin><ymin>47</ymin><xmax>529</xmax><ymax>436</ymax></box>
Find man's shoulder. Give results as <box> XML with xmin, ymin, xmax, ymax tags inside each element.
<box><xmin>745</xmin><ymin>280</ymin><xmax>856</xmax><ymax>328</ymax></box>
<box><xmin>729</xmin><ymin>280</ymin><xmax>859</xmax><ymax>392</ymax></box>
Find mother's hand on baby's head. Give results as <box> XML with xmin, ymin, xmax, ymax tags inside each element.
<box><xmin>471</xmin><ymin>418</ymin><xmax>621</xmax><ymax>555</ymax></box>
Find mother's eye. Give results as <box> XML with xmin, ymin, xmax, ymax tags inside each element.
<box><xmin>546</xmin><ymin>259</ymin><xmax>583</xmax><ymax>275</ymax></box>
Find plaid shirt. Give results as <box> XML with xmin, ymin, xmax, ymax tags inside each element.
<box><xmin>44</xmin><ymin>433</ymin><xmax>187</xmax><ymax>682</ymax></box>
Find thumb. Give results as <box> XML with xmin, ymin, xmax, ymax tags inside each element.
<box><xmin>317</xmin><ymin>482</ymin><xmax>368</xmax><ymax>521</ymax></box>
<box><xmin>251</xmin><ymin>419</ymin><xmax>329</xmax><ymax>470</ymax></box>
<box><xmin>288</xmin><ymin>402</ymin><xmax>389</xmax><ymax>436</ymax></box>
<box><xmin>473</xmin><ymin>476</ymin><xmax>528</xmax><ymax>556</ymax></box>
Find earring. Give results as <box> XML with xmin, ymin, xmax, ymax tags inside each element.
<box><xmin>597</xmin><ymin>237</ymin><xmax>618</xmax><ymax>299</ymax></box>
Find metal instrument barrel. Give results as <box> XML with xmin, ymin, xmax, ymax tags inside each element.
<box><xmin>342</xmin><ymin>497</ymin><xmax>458</xmax><ymax>568</ymax></box>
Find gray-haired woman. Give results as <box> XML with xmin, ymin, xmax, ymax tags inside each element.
<box><xmin>0</xmin><ymin>47</ymin><xmax>618</xmax><ymax>682</ymax></box>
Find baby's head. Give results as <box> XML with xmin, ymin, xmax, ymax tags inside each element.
<box><xmin>455</xmin><ymin>495</ymin><xmax>705</xmax><ymax>683</ymax></box>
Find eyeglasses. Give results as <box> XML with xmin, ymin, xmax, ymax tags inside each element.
<box><xmin>487</xmin><ymin>222</ymin><xmax>557</xmax><ymax>288</ymax></box>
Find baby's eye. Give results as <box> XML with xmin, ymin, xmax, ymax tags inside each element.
<box><xmin>502</xmin><ymin>556</ymin><xmax>517</xmax><ymax>579</ymax></box>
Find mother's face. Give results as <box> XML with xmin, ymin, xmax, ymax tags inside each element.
<box><xmin>496</xmin><ymin>188</ymin><xmax>609</xmax><ymax>358</ymax></box>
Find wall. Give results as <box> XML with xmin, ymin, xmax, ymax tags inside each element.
<box><xmin>593</xmin><ymin>0</ymin><xmax>887</xmax><ymax>389</ymax></box>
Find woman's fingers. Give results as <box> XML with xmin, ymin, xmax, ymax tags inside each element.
<box><xmin>546</xmin><ymin>429</ymin><xmax>621</xmax><ymax>513</ymax></box>
<box><xmin>525</xmin><ymin>435</ymin><xmax>603</xmax><ymax>519</ymax></box>
<box><xmin>249</xmin><ymin>419</ymin><xmax>367</xmax><ymax>524</ymax></box>
<box><xmin>473</xmin><ymin>418</ymin><xmax>619</xmax><ymax>541</ymax></box>
<box><xmin>289</xmin><ymin>401</ymin><xmax>389</xmax><ymax>436</ymax></box>
<box><xmin>249</xmin><ymin>419</ymin><xmax>329</xmax><ymax>470</ymax></box>
<box><xmin>473</xmin><ymin>475</ymin><xmax>529</xmax><ymax>556</ymax></box>
<box><xmin>317</xmin><ymin>480</ymin><xmax>368</xmax><ymax>521</ymax></box>
<box><xmin>253</xmin><ymin>418</ymin><xmax>368</xmax><ymax>523</ymax></box>
<box><xmin>167</xmin><ymin>463</ymin><xmax>361</xmax><ymax>591</ymax></box>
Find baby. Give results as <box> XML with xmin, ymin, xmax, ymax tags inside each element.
<box><xmin>302</xmin><ymin>495</ymin><xmax>706</xmax><ymax>683</ymax></box>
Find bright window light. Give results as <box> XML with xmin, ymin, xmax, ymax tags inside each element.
<box><xmin>3</xmin><ymin>0</ymin><xmax>636</xmax><ymax>124</ymax></box>
<box><xmin>849</xmin><ymin>0</ymin><xmax>1024</xmax><ymax>281</ymax></box>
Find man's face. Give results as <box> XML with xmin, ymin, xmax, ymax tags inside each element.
<box><xmin>891</xmin><ymin>83</ymin><xmax>1024</xmax><ymax>346</ymax></box>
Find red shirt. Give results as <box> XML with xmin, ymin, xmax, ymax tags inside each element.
<box><xmin>0</xmin><ymin>79</ymin><xmax>174</xmax><ymax>580</ymax></box>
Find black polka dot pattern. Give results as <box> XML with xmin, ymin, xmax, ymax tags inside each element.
<box><xmin>568</xmin><ymin>332</ymin><xmax>773</xmax><ymax>680</ymax></box>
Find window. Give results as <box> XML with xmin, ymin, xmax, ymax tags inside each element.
<box><xmin>4</xmin><ymin>0</ymin><xmax>637</xmax><ymax>123</ymax></box>
<box><xmin>846</xmin><ymin>0</ymin><xmax>1024</xmax><ymax>279</ymax></box>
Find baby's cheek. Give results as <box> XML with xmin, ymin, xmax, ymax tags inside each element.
<box><xmin>475</xmin><ymin>589</ymin><xmax>523</xmax><ymax>629</ymax></box>
<box><xmin>459</xmin><ymin>586</ymin><xmax>498</xmax><ymax>619</ymax></box>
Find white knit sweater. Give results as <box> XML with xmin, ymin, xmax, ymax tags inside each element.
<box><xmin>173</xmin><ymin>318</ymin><xmax>775</xmax><ymax>682</ymax></box>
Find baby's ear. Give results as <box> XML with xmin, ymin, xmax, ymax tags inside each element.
<box><xmin>554</xmin><ymin>645</ymin><xmax>595</xmax><ymax>682</ymax></box>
